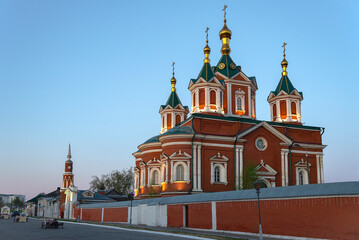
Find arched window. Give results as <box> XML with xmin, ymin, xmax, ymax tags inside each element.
<box><xmin>167</xmin><ymin>113</ymin><xmax>171</xmax><ymax>130</ymax></box>
<box><xmin>175</xmin><ymin>114</ymin><xmax>181</xmax><ymax>125</ymax></box>
<box><xmin>214</xmin><ymin>166</ymin><xmax>220</xmax><ymax>183</ymax></box>
<box><xmin>151</xmin><ymin>170</ymin><xmax>159</xmax><ymax>185</ymax></box>
<box><xmin>210</xmin><ymin>90</ymin><xmax>216</xmax><ymax>105</ymax></box>
<box><xmin>299</xmin><ymin>171</ymin><xmax>304</xmax><ymax>185</ymax></box>
<box><xmin>291</xmin><ymin>101</ymin><xmax>297</xmax><ymax>115</ymax></box>
<box><xmin>273</xmin><ymin>104</ymin><xmax>277</xmax><ymax>120</ymax></box>
<box><xmin>176</xmin><ymin>164</ymin><xmax>185</xmax><ymax>181</ymax></box>
<box><xmin>236</xmin><ymin>97</ymin><xmax>242</xmax><ymax>111</ymax></box>
<box><xmin>280</xmin><ymin>101</ymin><xmax>287</xmax><ymax>119</ymax></box>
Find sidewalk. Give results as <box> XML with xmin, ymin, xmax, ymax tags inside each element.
<box><xmin>76</xmin><ymin>221</ymin><xmax>306</xmax><ymax>240</ymax></box>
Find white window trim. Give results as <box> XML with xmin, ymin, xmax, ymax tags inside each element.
<box><xmin>296</xmin><ymin>168</ymin><xmax>309</xmax><ymax>185</ymax></box>
<box><xmin>149</xmin><ymin>168</ymin><xmax>161</xmax><ymax>186</ymax></box>
<box><xmin>171</xmin><ymin>161</ymin><xmax>190</xmax><ymax>183</ymax></box>
<box><xmin>210</xmin><ymin>153</ymin><xmax>228</xmax><ymax>185</ymax></box>
<box><xmin>235</xmin><ymin>89</ymin><xmax>246</xmax><ymax>112</ymax></box>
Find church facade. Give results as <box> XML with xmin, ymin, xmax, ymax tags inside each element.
<box><xmin>133</xmin><ymin>10</ymin><xmax>326</xmax><ymax>199</ymax></box>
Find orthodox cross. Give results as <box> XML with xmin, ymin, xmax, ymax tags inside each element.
<box><xmin>223</xmin><ymin>5</ymin><xmax>228</xmax><ymax>19</ymax></box>
<box><xmin>282</xmin><ymin>42</ymin><xmax>287</xmax><ymax>57</ymax></box>
<box><xmin>205</xmin><ymin>27</ymin><xmax>209</xmax><ymax>42</ymax></box>
<box><xmin>172</xmin><ymin>61</ymin><xmax>175</xmax><ymax>76</ymax></box>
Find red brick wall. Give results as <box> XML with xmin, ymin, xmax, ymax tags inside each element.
<box><xmin>103</xmin><ymin>207</ymin><xmax>128</xmax><ymax>222</ymax></box>
<box><xmin>216</xmin><ymin>197</ymin><xmax>359</xmax><ymax>240</ymax></box>
<box><xmin>187</xmin><ymin>203</ymin><xmax>212</xmax><ymax>229</ymax></box>
<box><xmin>167</xmin><ymin>205</ymin><xmax>183</xmax><ymax>227</ymax></box>
<box><xmin>81</xmin><ymin>208</ymin><xmax>102</xmax><ymax>222</ymax></box>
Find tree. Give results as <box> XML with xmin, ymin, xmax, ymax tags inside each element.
<box><xmin>0</xmin><ymin>199</ymin><xmax>4</xmax><ymax>208</ymax></box>
<box><xmin>11</xmin><ymin>197</ymin><xmax>24</xmax><ymax>209</ymax></box>
<box><xmin>90</xmin><ymin>167</ymin><xmax>134</xmax><ymax>195</ymax></box>
<box><xmin>241</xmin><ymin>160</ymin><xmax>259</xmax><ymax>190</ymax></box>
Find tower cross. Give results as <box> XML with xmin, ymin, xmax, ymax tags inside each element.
<box><xmin>172</xmin><ymin>61</ymin><xmax>175</xmax><ymax>76</ymax></box>
<box><xmin>205</xmin><ymin>27</ymin><xmax>209</xmax><ymax>42</ymax></box>
<box><xmin>282</xmin><ymin>42</ymin><xmax>287</xmax><ymax>57</ymax></box>
<box><xmin>223</xmin><ymin>5</ymin><xmax>228</xmax><ymax>19</ymax></box>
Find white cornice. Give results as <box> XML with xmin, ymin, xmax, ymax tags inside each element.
<box><xmin>159</xmin><ymin>134</ymin><xmax>193</xmax><ymax>142</ymax></box>
<box><xmin>237</xmin><ymin>121</ymin><xmax>292</xmax><ymax>143</ymax></box>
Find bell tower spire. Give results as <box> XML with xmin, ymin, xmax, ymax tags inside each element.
<box><xmin>159</xmin><ymin>63</ymin><xmax>189</xmax><ymax>133</ymax></box>
<box><xmin>268</xmin><ymin>43</ymin><xmax>303</xmax><ymax>123</ymax></box>
<box><xmin>62</xmin><ymin>144</ymin><xmax>74</xmax><ymax>189</ymax></box>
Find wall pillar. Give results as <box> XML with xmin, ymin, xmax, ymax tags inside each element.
<box><xmin>227</xmin><ymin>83</ymin><xmax>232</xmax><ymax>115</ymax></box>
<box><xmin>281</xmin><ymin>151</ymin><xmax>285</xmax><ymax>186</ymax></box>
<box><xmin>286</xmin><ymin>100</ymin><xmax>292</xmax><ymax>121</ymax></box>
<box><xmin>239</xmin><ymin>148</ymin><xmax>243</xmax><ymax>189</ymax></box>
<box><xmin>216</xmin><ymin>89</ymin><xmax>221</xmax><ymax>112</ymax></box>
<box><xmin>195</xmin><ymin>89</ymin><xmax>199</xmax><ymax>112</ymax></box>
<box><xmin>193</xmin><ymin>144</ymin><xmax>197</xmax><ymax>191</ymax></box>
<box><xmin>197</xmin><ymin>145</ymin><xmax>202</xmax><ymax>191</ymax></box>
<box><xmin>248</xmin><ymin>86</ymin><xmax>252</xmax><ymax>117</ymax></box>
<box><xmin>204</xmin><ymin>87</ymin><xmax>210</xmax><ymax>111</ymax></box>
<box><xmin>276</xmin><ymin>100</ymin><xmax>280</xmax><ymax>121</ymax></box>
<box><xmin>211</xmin><ymin>201</ymin><xmax>216</xmax><ymax>230</ymax></box>
<box><xmin>235</xmin><ymin>147</ymin><xmax>239</xmax><ymax>190</ymax></box>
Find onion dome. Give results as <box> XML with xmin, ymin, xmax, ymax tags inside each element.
<box><xmin>219</xmin><ymin>5</ymin><xmax>232</xmax><ymax>55</ymax></box>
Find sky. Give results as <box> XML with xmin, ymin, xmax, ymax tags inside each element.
<box><xmin>0</xmin><ymin>1</ymin><xmax>358</xmax><ymax>200</ymax></box>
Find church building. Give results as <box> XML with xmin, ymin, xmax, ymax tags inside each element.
<box><xmin>133</xmin><ymin>7</ymin><xmax>326</xmax><ymax>199</ymax></box>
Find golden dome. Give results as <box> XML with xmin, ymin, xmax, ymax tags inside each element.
<box><xmin>203</xmin><ymin>41</ymin><xmax>211</xmax><ymax>63</ymax></box>
<box><xmin>171</xmin><ymin>76</ymin><xmax>176</xmax><ymax>92</ymax></box>
<box><xmin>219</xmin><ymin>19</ymin><xmax>232</xmax><ymax>40</ymax></box>
<box><xmin>281</xmin><ymin>58</ymin><xmax>288</xmax><ymax>76</ymax></box>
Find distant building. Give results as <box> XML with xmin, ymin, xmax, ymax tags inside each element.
<box><xmin>133</xmin><ymin>11</ymin><xmax>326</xmax><ymax>198</ymax></box>
<box><xmin>36</xmin><ymin>188</ymin><xmax>61</xmax><ymax>218</ymax></box>
<box><xmin>0</xmin><ymin>194</ymin><xmax>25</xmax><ymax>204</ymax></box>
<box><xmin>26</xmin><ymin>194</ymin><xmax>44</xmax><ymax>217</ymax></box>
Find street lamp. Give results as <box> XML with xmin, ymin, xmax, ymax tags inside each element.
<box><xmin>254</xmin><ymin>180</ymin><xmax>263</xmax><ymax>240</ymax></box>
<box><xmin>128</xmin><ymin>193</ymin><xmax>134</xmax><ymax>226</ymax></box>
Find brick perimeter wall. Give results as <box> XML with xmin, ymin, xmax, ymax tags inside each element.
<box><xmin>79</xmin><ymin>194</ymin><xmax>359</xmax><ymax>239</ymax></box>
<box><xmin>81</xmin><ymin>208</ymin><xmax>102</xmax><ymax>222</ymax></box>
<box><xmin>216</xmin><ymin>197</ymin><xmax>359</xmax><ymax>240</ymax></box>
<box><xmin>103</xmin><ymin>207</ymin><xmax>128</xmax><ymax>222</ymax></box>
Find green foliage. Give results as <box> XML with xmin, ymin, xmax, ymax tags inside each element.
<box><xmin>11</xmin><ymin>197</ymin><xmax>24</xmax><ymax>209</ymax></box>
<box><xmin>89</xmin><ymin>167</ymin><xmax>134</xmax><ymax>195</ymax></box>
<box><xmin>241</xmin><ymin>160</ymin><xmax>259</xmax><ymax>190</ymax></box>
<box><xmin>148</xmin><ymin>186</ymin><xmax>159</xmax><ymax>198</ymax></box>
<box><xmin>0</xmin><ymin>199</ymin><xmax>4</xmax><ymax>208</ymax></box>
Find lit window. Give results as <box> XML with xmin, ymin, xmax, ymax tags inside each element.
<box><xmin>236</xmin><ymin>97</ymin><xmax>242</xmax><ymax>111</ymax></box>
<box><xmin>214</xmin><ymin>166</ymin><xmax>220</xmax><ymax>183</ymax></box>
<box><xmin>176</xmin><ymin>165</ymin><xmax>184</xmax><ymax>181</ymax></box>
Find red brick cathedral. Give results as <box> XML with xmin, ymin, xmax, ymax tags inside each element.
<box><xmin>133</xmin><ymin>10</ymin><xmax>326</xmax><ymax>198</ymax></box>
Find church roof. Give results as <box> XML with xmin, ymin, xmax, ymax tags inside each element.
<box><xmin>161</xmin><ymin>91</ymin><xmax>188</xmax><ymax>110</ymax></box>
<box><xmin>215</xmin><ymin>54</ymin><xmax>240</xmax><ymax>78</ymax></box>
<box><xmin>143</xmin><ymin>135</ymin><xmax>161</xmax><ymax>144</ymax></box>
<box><xmin>161</xmin><ymin>125</ymin><xmax>194</xmax><ymax>136</ymax></box>
<box><xmin>26</xmin><ymin>194</ymin><xmax>45</xmax><ymax>203</ymax></box>
<box><xmin>271</xmin><ymin>75</ymin><xmax>303</xmax><ymax>97</ymax></box>
<box><xmin>197</xmin><ymin>62</ymin><xmax>215</xmax><ymax>82</ymax></box>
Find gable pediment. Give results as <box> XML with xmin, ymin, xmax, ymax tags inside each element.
<box><xmin>237</xmin><ymin>121</ymin><xmax>292</xmax><ymax>144</ymax></box>
<box><xmin>169</xmin><ymin>150</ymin><xmax>191</xmax><ymax>159</ymax></box>
<box><xmin>210</xmin><ymin>152</ymin><xmax>229</xmax><ymax>162</ymax></box>
<box><xmin>147</xmin><ymin>158</ymin><xmax>161</xmax><ymax>165</ymax></box>
<box><xmin>256</xmin><ymin>160</ymin><xmax>277</xmax><ymax>176</ymax></box>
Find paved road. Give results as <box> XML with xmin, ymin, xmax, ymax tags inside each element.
<box><xmin>0</xmin><ymin>218</ymin><xmax>211</xmax><ymax>240</ymax></box>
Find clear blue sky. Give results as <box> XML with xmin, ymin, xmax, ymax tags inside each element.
<box><xmin>0</xmin><ymin>1</ymin><xmax>358</xmax><ymax>200</ymax></box>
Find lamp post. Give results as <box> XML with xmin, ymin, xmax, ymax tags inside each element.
<box><xmin>128</xmin><ymin>193</ymin><xmax>134</xmax><ymax>226</ymax></box>
<box><xmin>254</xmin><ymin>180</ymin><xmax>263</xmax><ymax>240</ymax></box>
